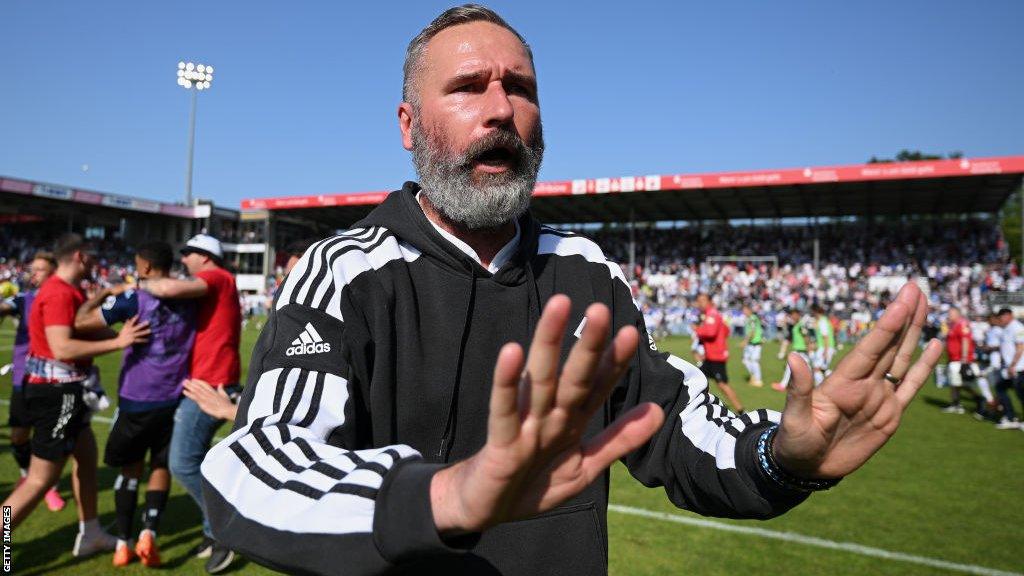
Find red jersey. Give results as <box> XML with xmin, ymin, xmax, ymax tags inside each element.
<box><xmin>946</xmin><ymin>319</ymin><xmax>974</xmax><ymax>362</ymax></box>
<box><xmin>192</xmin><ymin>267</ymin><xmax>241</xmax><ymax>386</ymax></box>
<box><xmin>695</xmin><ymin>306</ymin><xmax>730</xmax><ymax>362</ymax></box>
<box><xmin>28</xmin><ymin>275</ymin><xmax>91</xmax><ymax>383</ymax></box>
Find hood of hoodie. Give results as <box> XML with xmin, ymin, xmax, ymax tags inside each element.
<box><xmin>353</xmin><ymin>182</ymin><xmax>541</xmax><ymax>287</ymax></box>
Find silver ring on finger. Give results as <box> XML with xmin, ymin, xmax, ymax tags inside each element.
<box><xmin>884</xmin><ymin>372</ymin><xmax>902</xmax><ymax>387</ymax></box>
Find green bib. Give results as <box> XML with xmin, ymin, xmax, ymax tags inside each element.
<box><xmin>746</xmin><ymin>315</ymin><xmax>763</xmax><ymax>345</ymax></box>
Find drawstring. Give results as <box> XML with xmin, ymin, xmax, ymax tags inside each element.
<box><xmin>436</xmin><ymin>267</ymin><xmax>478</xmax><ymax>461</ymax></box>
<box><xmin>436</xmin><ymin>222</ymin><xmax>545</xmax><ymax>462</ymax></box>
<box><xmin>524</xmin><ymin>260</ymin><xmax>541</xmax><ymax>338</ymax></box>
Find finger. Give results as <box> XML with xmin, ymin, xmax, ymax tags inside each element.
<box><xmin>581</xmin><ymin>324</ymin><xmax>640</xmax><ymax>416</ymax></box>
<box><xmin>870</xmin><ymin>285</ymin><xmax>926</xmax><ymax>380</ymax></box>
<box><xmin>889</xmin><ymin>290</ymin><xmax>928</xmax><ymax>379</ymax></box>
<box><xmin>836</xmin><ymin>297</ymin><xmax>911</xmax><ymax>381</ymax></box>
<box><xmin>525</xmin><ymin>295</ymin><xmax>572</xmax><ymax>417</ymax></box>
<box><xmin>489</xmin><ymin>343</ymin><xmax>526</xmax><ymax>445</ymax></box>
<box><xmin>895</xmin><ymin>339</ymin><xmax>944</xmax><ymax>409</ymax></box>
<box><xmin>580</xmin><ymin>402</ymin><xmax>664</xmax><ymax>482</ymax></box>
<box><xmin>555</xmin><ymin>303</ymin><xmax>611</xmax><ymax>411</ymax></box>
<box><xmin>781</xmin><ymin>353</ymin><xmax>814</xmax><ymax>432</ymax></box>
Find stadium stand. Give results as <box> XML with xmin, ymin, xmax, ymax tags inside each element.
<box><xmin>3</xmin><ymin>156</ymin><xmax>1023</xmax><ymax>337</ymax></box>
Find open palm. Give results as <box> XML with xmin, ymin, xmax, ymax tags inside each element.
<box><xmin>774</xmin><ymin>282</ymin><xmax>942</xmax><ymax>479</ymax></box>
<box><xmin>430</xmin><ymin>296</ymin><xmax>664</xmax><ymax>533</ymax></box>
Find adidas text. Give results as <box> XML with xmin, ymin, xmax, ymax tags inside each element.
<box><xmin>286</xmin><ymin>342</ymin><xmax>331</xmax><ymax>356</ymax></box>
<box><xmin>287</xmin><ymin>323</ymin><xmax>330</xmax><ymax>356</ymax></box>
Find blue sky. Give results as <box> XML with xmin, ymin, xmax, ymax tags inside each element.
<box><xmin>2</xmin><ymin>1</ymin><xmax>1021</xmax><ymax>208</ymax></box>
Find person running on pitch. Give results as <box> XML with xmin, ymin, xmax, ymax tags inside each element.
<box><xmin>76</xmin><ymin>241</ymin><xmax>197</xmax><ymax>567</ymax></box>
<box><xmin>1</xmin><ymin>234</ymin><xmax>150</xmax><ymax>558</ymax></box>
<box><xmin>694</xmin><ymin>293</ymin><xmax>744</xmax><ymax>411</ymax></box>
<box><xmin>0</xmin><ymin>252</ymin><xmax>66</xmax><ymax>511</ymax></box>
<box><xmin>741</xmin><ymin>302</ymin><xmax>764</xmax><ymax>387</ymax></box>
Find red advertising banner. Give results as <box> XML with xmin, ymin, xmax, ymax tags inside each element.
<box><xmin>240</xmin><ymin>155</ymin><xmax>1024</xmax><ymax>211</ymax></box>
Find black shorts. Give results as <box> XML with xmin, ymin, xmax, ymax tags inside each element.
<box><xmin>8</xmin><ymin>385</ymin><xmax>30</xmax><ymax>428</ymax></box>
<box><xmin>700</xmin><ymin>360</ymin><xmax>729</xmax><ymax>383</ymax></box>
<box><xmin>104</xmin><ymin>405</ymin><xmax>177</xmax><ymax>469</ymax></box>
<box><xmin>24</xmin><ymin>382</ymin><xmax>91</xmax><ymax>462</ymax></box>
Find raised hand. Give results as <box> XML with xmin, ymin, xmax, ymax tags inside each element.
<box><xmin>183</xmin><ymin>378</ymin><xmax>237</xmax><ymax>420</ymax></box>
<box><xmin>430</xmin><ymin>295</ymin><xmax>665</xmax><ymax>534</ymax></box>
<box><xmin>773</xmin><ymin>282</ymin><xmax>942</xmax><ymax>479</ymax></box>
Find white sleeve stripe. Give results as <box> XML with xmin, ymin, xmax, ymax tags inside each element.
<box><xmin>274</xmin><ymin>236</ymin><xmax>336</xmax><ymax>309</ymax></box>
<box><xmin>231</xmin><ymin>421</ymin><xmax>389</xmax><ymax>494</ymax></box>
<box><xmin>275</xmin><ymin>227</ymin><xmax>377</xmax><ymax>311</ymax></box>
<box><xmin>293</xmin><ymin>228</ymin><xmax>379</xmax><ymax>307</ymax></box>
<box><xmin>308</xmin><ymin>228</ymin><xmax>389</xmax><ymax>309</ymax></box>
<box><xmin>536</xmin><ymin>232</ymin><xmax>641</xmax><ymax>311</ymax></box>
<box><xmin>202</xmin><ymin>364</ymin><xmax>422</xmax><ymax>534</ymax></box>
<box><xmin>323</xmin><ymin>236</ymin><xmax>421</xmax><ymax>321</ymax></box>
<box><xmin>665</xmin><ymin>355</ymin><xmax>781</xmax><ymax>470</ymax></box>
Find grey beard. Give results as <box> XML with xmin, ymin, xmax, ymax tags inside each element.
<box><xmin>411</xmin><ymin>119</ymin><xmax>544</xmax><ymax>230</ymax></box>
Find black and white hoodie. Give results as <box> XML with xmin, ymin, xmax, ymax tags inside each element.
<box><xmin>201</xmin><ymin>182</ymin><xmax>807</xmax><ymax>575</ymax></box>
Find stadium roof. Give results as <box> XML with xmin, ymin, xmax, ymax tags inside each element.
<box><xmin>0</xmin><ymin>176</ymin><xmax>210</xmax><ymax>219</ymax></box>
<box><xmin>243</xmin><ymin>155</ymin><xmax>1024</xmax><ymax>225</ymax></box>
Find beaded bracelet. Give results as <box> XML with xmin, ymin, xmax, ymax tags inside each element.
<box><xmin>756</xmin><ymin>425</ymin><xmax>841</xmax><ymax>492</ymax></box>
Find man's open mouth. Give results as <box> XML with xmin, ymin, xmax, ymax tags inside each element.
<box><xmin>474</xmin><ymin>145</ymin><xmax>517</xmax><ymax>169</ymax></box>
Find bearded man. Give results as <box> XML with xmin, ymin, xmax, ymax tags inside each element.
<box><xmin>200</xmin><ymin>5</ymin><xmax>942</xmax><ymax>575</ymax></box>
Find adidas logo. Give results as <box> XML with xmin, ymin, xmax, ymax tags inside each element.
<box><xmin>286</xmin><ymin>323</ymin><xmax>331</xmax><ymax>357</ymax></box>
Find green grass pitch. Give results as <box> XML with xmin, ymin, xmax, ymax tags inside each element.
<box><xmin>1</xmin><ymin>320</ymin><xmax>1021</xmax><ymax>575</ymax></box>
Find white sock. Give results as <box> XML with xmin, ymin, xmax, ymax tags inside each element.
<box><xmin>976</xmin><ymin>379</ymin><xmax>994</xmax><ymax>403</ymax></box>
<box><xmin>79</xmin><ymin>518</ymin><xmax>100</xmax><ymax>535</ymax></box>
<box><xmin>19</xmin><ymin>468</ymin><xmax>28</xmax><ymax>478</ymax></box>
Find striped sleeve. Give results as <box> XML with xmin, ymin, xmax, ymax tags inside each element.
<box><xmin>536</xmin><ymin>228</ymin><xmax>807</xmax><ymax>518</ymax></box>
<box><xmin>200</xmin><ymin>230</ymin><xmax>463</xmax><ymax>575</ymax></box>
<box><xmin>610</xmin><ymin>272</ymin><xmax>809</xmax><ymax>518</ymax></box>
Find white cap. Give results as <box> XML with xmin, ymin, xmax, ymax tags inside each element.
<box><xmin>181</xmin><ymin>234</ymin><xmax>223</xmax><ymax>259</ymax></box>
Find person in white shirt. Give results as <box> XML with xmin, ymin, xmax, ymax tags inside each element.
<box><xmin>969</xmin><ymin>313</ymin><xmax>1001</xmax><ymax>420</ymax></box>
<box><xmin>994</xmin><ymin>308</ymin><xmax>1024</xmax><ymax>429</ymax></box>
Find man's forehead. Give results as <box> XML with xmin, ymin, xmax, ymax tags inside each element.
<box><xmin>423</xmin><ymin>21</ymin><xmax>533</xmax><ymax>77</ymax></box>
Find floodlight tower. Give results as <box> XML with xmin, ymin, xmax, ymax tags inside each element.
<box><xmin>176</xmin><ymin>61</ymin><xmax>214</xmax><ymax>206</ymax></box>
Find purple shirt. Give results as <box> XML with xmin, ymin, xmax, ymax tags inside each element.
<box><xmin>6</xmin><ymin>291</ymin><xmax>34</xmax><ymax>388</ymax></box>
<box><xmin>102</xmin><ymin>289</ymin><xmax>196</xmax><ymax>409</ymax></box>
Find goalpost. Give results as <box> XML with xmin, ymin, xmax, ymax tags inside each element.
<box><xmin>704</xmin><ymin>255</ymin><xmax>779</xmax><ymax>269</ymax></box>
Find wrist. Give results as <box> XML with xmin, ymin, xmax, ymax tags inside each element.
<box><xmin>758</xmin><ymin>426</ymin><xmax>840</xmax><ymax>492</ymax></box>
<box><xmin>430</xmin><ymin>464</ymin><xmax>464</xmax><ymax>534</ymax></box>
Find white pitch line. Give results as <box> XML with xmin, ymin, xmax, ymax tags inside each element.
<box><xmin>0</xmin><ymin>398</ymin><xmax>227</xmax><ymax>441</ymax></box>
<box><xmin>608</xmin><ymin>504</ymin><xmax>1021</xmax><ymax>576</ymax></box>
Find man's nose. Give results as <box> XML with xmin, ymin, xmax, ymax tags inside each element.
<box><xmin>482</xmin><ymin>81</ymin><xmax>513</xmax><ymax>128</ymax></box>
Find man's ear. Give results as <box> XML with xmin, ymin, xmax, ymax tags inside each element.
<box><xmin>398</xmin><ymin>102</ymin><xmax>415</xmax><ymax>151</ymax></box>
